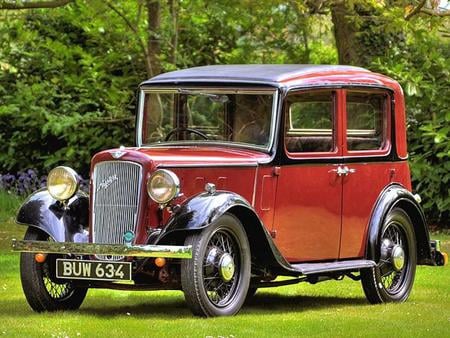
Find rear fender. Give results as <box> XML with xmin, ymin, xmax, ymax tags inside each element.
<box><xmin>16</xmin><ymin>189</ymin><xmax>89</xmax><ymax>243</ymax></box>
<box><xmin>156</xmin><ymin>191</ymin><xmax>294</xmax><ymax>273</ymax></box>
<box><xmin>367</xmin><ymin>184</ymin><xmax>432</xmax><ymax>265</ymax></box>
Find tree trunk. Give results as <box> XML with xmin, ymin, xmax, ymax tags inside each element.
<box><xmin>168</xmin><ymin>0</ymin><xmax>179</xmax><ymax>66</ymax></box>
<box><xmin>330</xmin><ymin>1</ymin><xmax>364</xmax><ymax>66</ymax></box>
<box><xmin>330</xmin><ymin>1</ymin><xmax>398</xmax><ymax>68</ymax></box>
<box><xmin>146</xmin><ymin>0</ymin><xmax>161</xmax><ymax>77</ymax></box>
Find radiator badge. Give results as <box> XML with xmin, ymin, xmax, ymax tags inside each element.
<box><xmin>123</xmin><ymin>231</ymin><xmax>135</xmax><ymax>247</ymax></box>
<box><xmin>98</xmin><ymin>174</ymin><xmax>118</xmax><ymax>191</ymax></box>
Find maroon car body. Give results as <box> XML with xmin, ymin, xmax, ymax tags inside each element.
<box><xmin>13</xmin><ymin>65</ymin><xmax>442</xmax><ymax>317</ymax></box>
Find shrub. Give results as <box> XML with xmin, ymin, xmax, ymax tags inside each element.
<box><xmin>371</xmin><ymin>25</ymin><xmax>449</xmax><ymax>228</ymax></box>
<box><xmin>0</xmin><ymin>169</ymin><xmax>88</xmax><ymax>196</ymax></box>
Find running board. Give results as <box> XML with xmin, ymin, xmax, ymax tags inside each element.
<box><xmin>290</xmin><ymin>259</ymin><xmax>376</xmax><ymax>275</ymax></box>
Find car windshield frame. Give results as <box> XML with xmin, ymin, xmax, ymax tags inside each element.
<box><xmin>136</xmin><ymin>87</ymin><xmax>279</xmax><ymax>153</ymax></box>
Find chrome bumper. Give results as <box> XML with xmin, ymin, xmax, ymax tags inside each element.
<box><xmin>11</xmin><ymin>239</ymin><xmax>192</xmax><ymax>259</ymax></box>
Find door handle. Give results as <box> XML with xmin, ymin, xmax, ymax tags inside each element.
<box><xmin>329</xmin><ymin>166</ymin><xmax>356</xmax><ymax>176</ymax></box>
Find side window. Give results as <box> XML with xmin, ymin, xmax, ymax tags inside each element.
<box><xmin>346</xmin><ymin>92</ymin><xmax>388</xmax><ymax>151</ymax></box>
<box><xmin>285</xmin><ymin>91</ymin><xmax>335</xmax><ymax>153</ymax></box>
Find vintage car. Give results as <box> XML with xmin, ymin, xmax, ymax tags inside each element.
<box><xmin>12</xmin><ymin>65</ymin><xmax>447</xmax><ymax>317</ymax></box>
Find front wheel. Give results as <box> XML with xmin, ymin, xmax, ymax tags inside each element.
<box><xmin>181</xmin><ymin>213</ymin><xmax>251</xmax><ymax>317</ymax></box>
<box><xmin>20</xmin><ymin>227</ymin><xmax>88</xmax><ymax>312</ymax></box>
<box><xmin>361</xmin><ymin>208</ymin><xmax>417</xmax><ymax>303</ymax></box>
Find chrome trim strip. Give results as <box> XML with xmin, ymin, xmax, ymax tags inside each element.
<box><xmin>12</xmin><ymin>239</ymin><xmax>192</xmax><ymax>259</ymax></box>
<box><xmin>136</xmin><ymin>89</ymin><xmax>145</xmax><ymax>146</ymax></box>
<box><xmin>269</xmin><ymin>90</ymin><xmax>279</xmax><ymax>155</ymax></box>
<box><xmin>251</xmin><ymin>165</ymin><xmax>259</xmax><ymax>207</ymax></box>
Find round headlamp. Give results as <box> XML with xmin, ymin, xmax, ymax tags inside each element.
<box><xmin>47</xmin><ymin>166</ymin><xmax>79</xmax><ymax>201</ymax></box>
<box><xmin>147</xmin><ymin>169</ymin><xmax>180</xmax><ymax>204</ymax></box>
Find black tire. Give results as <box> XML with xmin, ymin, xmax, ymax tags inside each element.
<box><xmin>181</xmin><ymin>213</ymin><xmax>251</xmax><ymax>317</ymax></box>
<box><xmin>20</xmin><ymin>227</ymin><xmax>88</xmax><ymax>312</ymax></box>
<box><xmin>361</xmin><ymin>208</ymin><xmax>417</xmax><ymax>303</ymax></box>
<box><xmin>245</xmin><ymin>287</ymin><xmax>258</xmax><ymax>303</ymax></box>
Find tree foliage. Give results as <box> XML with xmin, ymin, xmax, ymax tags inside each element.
<box><xmin>372</xmin><ymin>15</ymin><xmax>450</xmax><ymax>226</ymax></box>
<box><xmin>0</xmin><ymin>0</ymin><xmax>448</xmax><ymax>226</ymax></box>
<box><xmin>0</xmin><ymin>5</ymin><xmax>139</xmax><ymax>176</ymax></box>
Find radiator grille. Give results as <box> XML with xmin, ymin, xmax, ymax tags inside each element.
<box><xmin>92</xmin><ymin>161</ymin><xmax>142</xmax><ymax>255</ymax></box>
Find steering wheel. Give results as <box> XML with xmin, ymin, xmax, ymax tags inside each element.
<box><xmin>164</xmin><ymin>127</ymin><xmax>209</xmax><ymax>141</ymax></box>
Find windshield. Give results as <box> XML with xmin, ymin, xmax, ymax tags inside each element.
<box><xmin>139</xmin><ymin>88</ymin><xmax>276</xmax><ymax>150</ymax></box>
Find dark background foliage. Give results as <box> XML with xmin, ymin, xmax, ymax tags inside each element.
<box><xmin>0</xmin><ymin>1</ymin><xmax>448</xmax><ymax>227</ymax></box>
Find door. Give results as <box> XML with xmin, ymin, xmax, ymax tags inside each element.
<box><xmin>339</xmin><ymin>90</ymin><xmax>393</xmax><ymax>258</ymax></box>
<box><xmin>272</xmin><ymin>90</ymin><xmax>343</xmax><ymax>262</ymax></box>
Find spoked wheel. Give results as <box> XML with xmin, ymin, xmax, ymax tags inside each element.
<box><xmin>181</xmin><ymin>213</ymin><xmax>251</xmax><ymax>317</ymax></box>
<box><xmin>361</xmin><ymin>208</ymin><xmax>417</xmax><ymax>303</ymax></box>
<box><xmin>20</xmin><ymin>227</ymin><xmax>88</xmax><ymax>312</ymax></box>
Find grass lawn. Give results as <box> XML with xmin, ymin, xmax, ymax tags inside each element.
<box><xmin>0</xmin><ymin>192</ymin><xmax>449</xmax><ymax>337</ymax></box>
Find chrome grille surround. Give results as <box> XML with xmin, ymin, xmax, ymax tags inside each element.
<box><xmin>92</xmin><ymin>161</ymin><xmax>142</xmax><ymax>260</ymax></box>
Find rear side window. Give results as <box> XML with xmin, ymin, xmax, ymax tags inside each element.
<box><xmin>346</xmin><ymin>92</ymin><xmax>388</xmax><ymax>151</ymax></box>
<box><xmin>285</xmin><ymin>91</ymin><xmax>335</xmax><ymax>153</ymax></box>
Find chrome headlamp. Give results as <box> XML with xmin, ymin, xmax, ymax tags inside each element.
<box><xmin>147</xmin><ymin>169</ymin><xmax>180</xmax><ymax>204</ymax></box>
<box><xmin>47</xmin><ymin>166</ymin><xmax>79</xmax><ymax>201</ymax></box>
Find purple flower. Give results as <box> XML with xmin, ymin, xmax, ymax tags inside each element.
<box><xmin>0</xmin><ymin>169</ymin><xmax>89</xmax><ymax>196</ymax></box>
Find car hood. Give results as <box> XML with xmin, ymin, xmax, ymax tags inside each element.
<box><xmin>92</xmin><ymin>145</ymin><xmax>271</xmax><ymax>169</ymax></box>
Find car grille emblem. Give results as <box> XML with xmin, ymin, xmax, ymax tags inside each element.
<box><xmin>111</xmin><ymin>146</ymin><xmax>127</xmax><ymax>159</ymax></box>
<box><xmin>97</xmin><ymin>174</ymin><xmax>118</xmax><ymax>191</ymax></box>
<box><xmin>111</xmin><ymin>150</ymin><xmax>126</xmax><ymax>159</ymax></box>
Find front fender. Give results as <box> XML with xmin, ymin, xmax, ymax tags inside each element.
<box><xmin>156</xmin><ymin>191</ymin><xmax>250</xmax><ymax>242</ymax></box>
<box><xmin>16</xmin><ymin>189</ymin><xmax>89</xmax><ymax>243</ymax></box>
<box><xmin>156</xmin><ymin>191</ymin><xmax>295</xmax><ymax>274</ymax></box>
<box><xmin>159</xmin><ymin>191</ymin><xmax>251</xmax><ymax>237</ymax></box>
<box><xmin>367</xmin><ymin>184</ymin><xmax>432</xmax><ymax>265</ymax></box>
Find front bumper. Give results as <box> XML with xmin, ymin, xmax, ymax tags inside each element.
<box><xmin>11</xmin><ymin>239</ymin><xmax>192</xmax><ymax>259</ymax></box>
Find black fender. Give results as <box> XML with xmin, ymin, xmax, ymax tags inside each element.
<box><xmin>156</xmin><ymin>191</ymin><xmax>296</xmax><ymax>275</ymax></box>
<box><xmin>366</xmin><ymin>184</ymin><xmax>432</xmax><ymax>265</ymax></box>
<box><xmin>16</xmin><ymin>189</ymin><xmax>89</xmax><ymax>243</ymax></box>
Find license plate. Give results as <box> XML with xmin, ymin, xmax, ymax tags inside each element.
<box><xmin>56</xmin><ymin>259</ymin><xmax>132</xmax><ymax>281</ymax></box>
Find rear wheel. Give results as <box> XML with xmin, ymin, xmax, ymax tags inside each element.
<box><xmin>20</xmin><ymin>227</ymin><xmax>88</xmax><ymax>312</ymax></box>
<box><xmin>181</xmin><ymin>213</ymin><xmax>251</xmax><ymax>317</ymax></box>
<box><xmin>361</xmin><ymin>208</ymin><xmax>417</xmax><ymax>303</ymax></box>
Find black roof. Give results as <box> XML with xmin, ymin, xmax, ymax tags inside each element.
<box><xmin>142</xmin><ymin>64</ymin><xmax>370</xmax><ymax>87</ymax></box>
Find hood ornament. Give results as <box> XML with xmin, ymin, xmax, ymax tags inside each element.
<box><xmin>111</xmin><ymin>145</ymin><xmax>126</xmax><ymax>159</ymax></box>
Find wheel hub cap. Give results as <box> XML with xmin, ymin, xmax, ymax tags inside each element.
<box><xmin>219</xmin><ymin>253</ymin><xmax>235</xmax><ymax>282</ymax></box>
<box><xmin>391</xmin><ymin>245</ymin><xmax>405</xmax><ymax>271</ymax></box>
